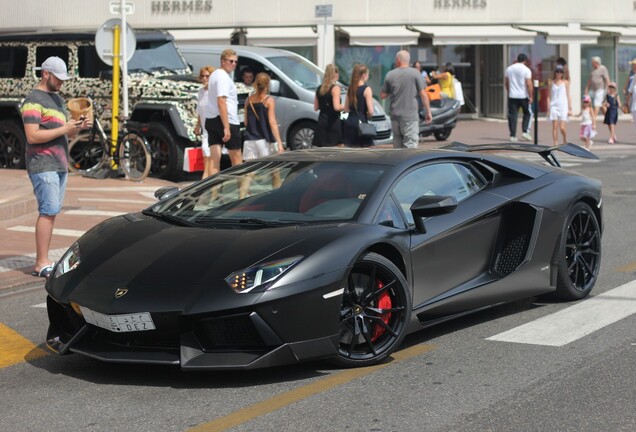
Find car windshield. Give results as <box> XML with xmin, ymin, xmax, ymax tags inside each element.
<box><xmin>128</xmin><ymin>40</ymin><xmax>189</xmax><ymax>74</ymax></box>
<box><xmin>146</xmin><ymin>160</ymin><xmax>387</xmax><ymax>226</ymax></box>
<box><xmin>267</xmin><ymin>55</ymin><xmax>323</xmax><ymax>90</ymax></box>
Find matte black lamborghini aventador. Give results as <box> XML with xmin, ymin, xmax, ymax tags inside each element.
<box><xmin>45</xmin><ymin>143</ymin><xmax>603</xmax><ymax>369</ymax></box>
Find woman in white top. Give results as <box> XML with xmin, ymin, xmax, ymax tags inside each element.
<box><xmin>194</xmin><ymin>65</ymin><xmax>215</xmax><ymax>179</ymax></box>
<box><xmin>546</xmin><ymin>66</ymin><xmax>572</xmax><ymax>145</ymax></box>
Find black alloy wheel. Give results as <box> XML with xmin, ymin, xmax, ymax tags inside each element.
<box><xmin>0</xmin><ymin>120</ymin><xmax>27</xmax><ymax>169</ymax></box>
<box><xmin>335</xmin><ymin>252</ymin><xmax>411</xmax><ymax>367</ymax></box>
<box><xmin>145</xmin><ymin>122</ymin><xmax>182</xmax><ymax>180</ymax></box>
<box><xmin>556</xmin><ymin>201</ymin><xmax>601</xmax><ymax>300</ymax></box>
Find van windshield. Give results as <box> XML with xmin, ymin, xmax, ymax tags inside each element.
<box><xmin>128</xmin><ymin>40</ymin><xmax>189</xmax><ymax>74</ymax></box>
<box><xmin>267</xmin><ymin>55</ymin><xmax>322</xmax><ymax>90</ymax></box>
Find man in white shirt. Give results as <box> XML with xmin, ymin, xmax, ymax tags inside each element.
<box><xmin>505</xmin><ymin>53</ymin><xmax>533</xmax><ymax>142</ymax></box>
<box><xmin>206</xmin><ymin>49</ymin><xmax>241</xmax><ymax>175</ymax></box>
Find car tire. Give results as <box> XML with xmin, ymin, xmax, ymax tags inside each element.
<box><xmin>145</xmin><ymin>122</ymin><xmax>183</xmax><ymax>180</ymax></box>
<box><xmin>433</xmin><ymin>129</ymin><xmax>452</xmax><ymax>141</ymax></box>
<box><xmin>0</xmin><ymin>119</ymin><xmax>27</xmax><ymax>169</ymax></box>
<box><xmin>288</xmin><ymin>121</ymin><xmax>315</xmax><ymax>150</ymax></box>
<box><xmin>334</xmin><ymin>252</ymin><xmax>412</xmax><ymax>367</ymax></box>
<box><xmin>555</xmin><ymin>201</ymin><xmax>601</xmax><ymax>300</ymax></box>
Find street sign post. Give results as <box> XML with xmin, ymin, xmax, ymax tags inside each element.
<box><xmin>315</xmin><ymin>4</ymin><xmax>333</xmax><ymax>69</ymax></box>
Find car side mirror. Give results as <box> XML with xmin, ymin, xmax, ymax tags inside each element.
<box><xmin>154</xmin><ymin>186</ymin><xmax>179</xmax><ymax>201</ymax></box>
<box><xmin>270</xmin><ymin>79</ymin><xmax>281</xmax><ymax>95</ymax></box>
<box><xmin>410</xmin><ymin>195</ymin><xmax>457</xmax><ymax>233</ymax></box>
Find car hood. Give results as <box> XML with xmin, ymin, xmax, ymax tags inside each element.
<box><xmin>74</xmin><ymin>213</ymin><xmax>352</xmax><ymax>286</ymax></box>
<box><xmin>128</xmin><ymin>75</ymin><xmax>200</xmax><ymax>99</ymax></box>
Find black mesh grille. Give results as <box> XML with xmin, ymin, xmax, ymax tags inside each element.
<box><xmin>194</xmin><ymin>314</ymin><xmax>265</xmax><ymax>351</ymax></box>
<box><xmin>491</xmin><ymin>203</ymin><xmax>535</xmax><ymax>277</ymax></box>
<box><xmin>375</xmin><ymin>130</ymin><xmax>392</xmax><ymax>140</ymax></box>
<box><xmin>494</xmin><ymin>234</ymin><xmax>528</xmax><ymax>275</ymax></box>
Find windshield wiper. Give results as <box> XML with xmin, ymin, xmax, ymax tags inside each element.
<box><xmin>141</xmin><ymin>209</ymin><xmax>195</xmax><ymax>227</ymax></box>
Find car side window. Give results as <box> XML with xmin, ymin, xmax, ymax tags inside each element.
<box><xmin>392</xmin><ymin>163</ymin><xmax>485</xmax><ymax>225</ymax></box>
<box><xmin>375</xmin><ymin>197</ymin><xmax>407</xmax><ymax>229</ymax></box>
<box><xmin>35</xmin><ymin>46</ymin><xmax>70</xmax><ymax>78</ymax></box>
<box><xmin>0</xmin><ymin>46</ymin><xmax>27</xmax><ymax>78</ymax></box>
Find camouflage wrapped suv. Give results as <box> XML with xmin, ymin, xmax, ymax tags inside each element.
<box><xmin>0</xmin><ymin>30</ymin><xmax>205</xmax><ymax>179</ymax></box>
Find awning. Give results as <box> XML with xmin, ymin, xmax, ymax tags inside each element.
<box><xmin>516</xmin><ymin>25</ymin><xmax>599</xmax><ymax>44</ymax></box>
<box><xmin>411</xmin><ymin>25</ymin><xmax>536</xmax><ymax>45</ymax></box>
<box><xmin>246</xmin><ymin>27</ymin><xmax>317</xmax><ymax>47</ymax></box>
<box><xmin>338</xmin><ymin>26</ymin><xmax>419</xmax><ymax>46</ymax></box>
<box><xmin>168</xmin><ymin>29</ymin><xmax>235</xmax><ymax>45</ymax></box>
<box><xmin>583</xmin><ymin>26</ymin><xmax>636</xmax><ymax>44</ymax></box>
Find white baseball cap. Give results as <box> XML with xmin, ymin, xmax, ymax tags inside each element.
<box><xmin>36</xmin><ymin>56</ymin><xmax>73</xmax><ymax>80</ymax></box>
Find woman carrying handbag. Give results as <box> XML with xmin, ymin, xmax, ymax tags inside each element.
<box><xmin>344</xmin><ymin>63</ymin><xmax>375</xmax><ymax>148</ymax></box>
<box><xmin>243</xmin><ymin>72</ymin><xmax>284</xmax><ymax>160</ymax></box>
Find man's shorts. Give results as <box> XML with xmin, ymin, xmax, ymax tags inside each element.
<box><xmin>28</xmin><ymin>171</ymin><xmax>67</xmax><ymax>216</ymax></box>
<box><xmin>205</xmin><ymin>116</ymin><xmax>242</xmax><ymax>150</ymax></box>
<box><xmin>590</xmin><ymin>89</ymin><xmax>605</xmax><ymax>108</ymax></box>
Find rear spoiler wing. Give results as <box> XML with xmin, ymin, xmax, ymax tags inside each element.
<box><xmin>440</xmin><ymin>142</ymin><xmax>599</xmax><ymax>167</ymax></box>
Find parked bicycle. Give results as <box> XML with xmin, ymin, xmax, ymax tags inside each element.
<box><xmin>67</xmin><ymin>98</ymin><xmax>151</xmax><ymax>182</ymax></box>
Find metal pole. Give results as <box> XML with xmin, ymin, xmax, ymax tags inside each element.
<box><xmin>533</xmin><ymin>79</ymin><xmax>539</xmax><ymax>145</ymax></box>
<box><xmin>323</xmin><ymin>16</ymin><xmax>327</xmax><ymax>68</ymax></box>
<box><xmin>111</xmin><ymin>24</ymin><xmax>120</xmax><ymax>164</ymax></box>
<box><xmin>121</xmin><ymin>0</ymin><xmax>129</xmax><ymax>119</ymax></box>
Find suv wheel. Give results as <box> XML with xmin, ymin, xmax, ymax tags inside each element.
<box><xmin>0</xmin><ymin>120</ymin><xmax>26</xmax><ymax>169</ymax></box>
<box><xmin>288</xmin><ymin>121</ymin><xmax>315</xmax><ymax>150</ymax></box>
<box><xmin>145</xmin><ymin>122</ymin><xmax>183</xmax><ymax>180</ymax></box>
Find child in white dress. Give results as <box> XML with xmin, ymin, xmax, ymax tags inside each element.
<box><xmin>579</xmin><ymin>95</ymin><xmax>597</xmax><ymax>150</ymax></box>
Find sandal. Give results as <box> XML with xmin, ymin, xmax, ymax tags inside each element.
<box><xmin>31</xmin><ymin>264</ymin><xmax>54</xmax><ymax>278</ymax></box>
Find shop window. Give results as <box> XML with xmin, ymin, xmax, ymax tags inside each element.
<box><xmin>582</xmin><ymin>37</ymin><xmax>617</xmax><ymax>97</ymax></box>
<box><xmin>510</xmin><ymin>38</ymin><xmax>558</xmax><ymax>114</ymax></box>
<box><xmin>0</xmin><ymin>46</ymin><xmax>27</xmax><ymax>78</ymax></box>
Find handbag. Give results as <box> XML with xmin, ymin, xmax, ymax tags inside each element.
<box><xmin>353</xmin><ymin>87</ymin><xmax>377</xmax><ymax>138</ymax></box>
<box><xmin>357</xmin><ymin>121</ymin><xmax>377</xmax><ymax>138</ymax></box>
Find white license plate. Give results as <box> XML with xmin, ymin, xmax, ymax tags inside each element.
<box><xmin>79</xmin><ymin>306</ymin><xmax>156</xmax><ymax>333</ymax></box>
<box><xmin>374</xmin><ymin>122</ymin><xmax>389</xmax><ymax>132</ymax></box>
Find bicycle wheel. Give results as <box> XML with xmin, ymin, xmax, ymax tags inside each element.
<box><xmin>68</xmin><ymin>131</ymin><xmax>108</xmax><ymax>175</ymax></box>
<box><xmin>117</xmin><ymin>132</ymin><xmax>151</xmax><ymax>181</ymax></box>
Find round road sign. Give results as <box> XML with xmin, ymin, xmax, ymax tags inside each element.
<box><xmin>95</xmin><ymin>18</ymin><xmax>136</xmax><ymax>66</ymax></box>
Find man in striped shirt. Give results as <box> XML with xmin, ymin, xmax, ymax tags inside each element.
<box><xmin>21</xmin><ymin>56</ymin><xmax>89</xmax><ymax>278</ymax></box>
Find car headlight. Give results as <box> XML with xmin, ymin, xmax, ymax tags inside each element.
<box><xmin>225</xmin><ymin>256</ymin><xmax>302</xmax><ymax>293</ymax></box>
<box><xmin>54</xmin><ymin>242</ymin><xmax>81</xmax><ymax>278</ymax></box>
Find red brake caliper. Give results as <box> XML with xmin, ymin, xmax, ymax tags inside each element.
<box><xmin>371</xmin><ymin>280</ymin><xmax>392</xmax><ymax>341</ymax></box>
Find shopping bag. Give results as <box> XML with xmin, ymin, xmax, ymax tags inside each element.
<box><xmin>453</xmin><ymin>78</ymin><xmax>465</xmax><ymax>106</ymax></box>
<box><xmin>183</xmin><ymin>147</ymin><xmax>204</xmax><ymax>172</ymax></box>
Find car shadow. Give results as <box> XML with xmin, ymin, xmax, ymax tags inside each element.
<box><xmin>26</xmin><ymin>346</ymin><xmax>330</xmax><ymax>388</ymax></box>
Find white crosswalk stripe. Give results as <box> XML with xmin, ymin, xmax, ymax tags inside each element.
<box><xmin>6</xmin><ymin>226</ymin><xmax>86</xmax><ymax>237</ymax></box>
<box><xmin>65</xmin><ymin>209</ymin><xmax>125</xmax><ymax>217</ymax></box>
<box><xmin>487</xmin><ymin>280</ymin><xmax>636</xmax><ymax>346</ymax></box>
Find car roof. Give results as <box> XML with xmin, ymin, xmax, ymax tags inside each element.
<box><xmin>177</xmin><ymin>43</ymin><xmax>302</xmax><ymax>58</ymax></box>
<box><xmin>266</xmin><ymin>147</ymin><xmax>468</xmax><ymax>166</ymax></box>
<box><xmin>262</xmin><ymin>147</ymin><xmax>553</xmax><ymax>178</ymax></box>
<box><xmin>0</xmin><ymin>30</ymin><xmax>173</xmax><ymax>43</ymax></box>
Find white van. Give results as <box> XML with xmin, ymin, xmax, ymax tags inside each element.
<box><xmin>177</xmin><ymin>44</ymin><xmax>393</xmax><ymax>149</ymax></box>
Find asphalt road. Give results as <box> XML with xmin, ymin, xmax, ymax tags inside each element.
<box><xmin>1</xmin><ymin>150</ymin><xmax>636</xmax><ymax>432</ymax></box>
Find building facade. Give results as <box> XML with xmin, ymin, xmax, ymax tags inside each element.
<box><xmin>3</xmin><ymin>0</ymin><xmax>636</xmax><ymax>117</ymax></box>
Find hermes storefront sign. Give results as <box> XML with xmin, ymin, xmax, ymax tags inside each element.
<box><xmin>151</xmin><ymin>1</ymin><xmax>212</xmax><ymax>14</ymax></box>
<box><xmin>434</xmin><ymin>0</ymin><xmax>487</xmax><ymax>8</ymax></box>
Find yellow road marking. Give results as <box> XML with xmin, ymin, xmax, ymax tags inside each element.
<box><xmin>0</xmin><ymin>322</ymin><xmax>48</xmax><ymax>368</ymax></box>
<box><xmin>188</xmin><ymin>343</ymin><xmax>435</xmax><ymax>432</ymax></box>
<box><xmin>616</xmin><ymin>261</ymin><xmax>636</xmax><ymax>273</ymax></box>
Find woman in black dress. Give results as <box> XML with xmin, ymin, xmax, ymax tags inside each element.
<box><xmin>344</xmin><ymin>63</ymin><xmax>374</xmax><ymax>147</ymax></box>
<box><xmin>313</xmin><ymin>64</ymin><xmax>344</xmax><ymax>147</ymax></box>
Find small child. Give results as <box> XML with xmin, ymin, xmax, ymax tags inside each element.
<box><xmin>602</xmin><ymin>81</ymin><xmax>621</xmax><ymax>143</ymax></box>
<box><xmin>579</xmin><ymin>95</ymin><xmax>597</xmax><ymax>150</ymax></box>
